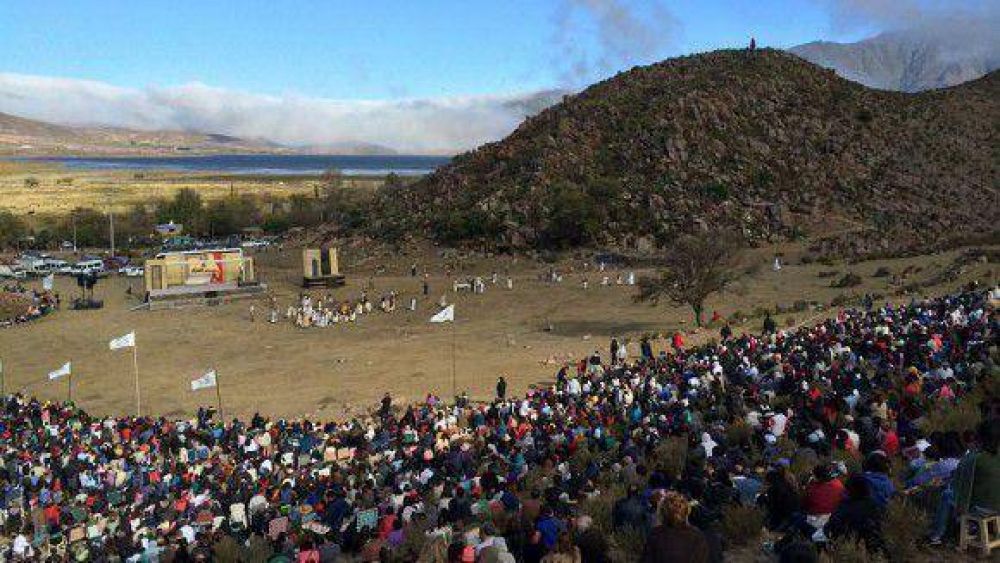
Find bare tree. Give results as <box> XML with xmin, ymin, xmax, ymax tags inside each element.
<box><xmin>635</xmin><ymin>231</ymin><xmax>740</xmax><ymax>326</ymax></box>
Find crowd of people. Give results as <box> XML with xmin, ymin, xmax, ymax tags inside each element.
<box><xmin>0</xmin><ymin>284</ymin><xmax>58</xmax><ymax>329</ymax></box>
<box><xmin>261</xmin><ymin>291</ymin><xmax>406</xmax><ymax>329</ymax></box>
<box><xmin>0</xmin><ymin>286</ymin><xmax>996</xmax><ymax>562</ymax></box>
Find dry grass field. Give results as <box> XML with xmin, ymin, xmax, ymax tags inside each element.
<box><xmin>0</xmin><ymin>242</ymin><xmax>994</xmax><ymax>421</ymax></box>
<box><xmin>0</xmin><ymin>161</ymin><xmax>380</xmax><ymax>216</ymax></box>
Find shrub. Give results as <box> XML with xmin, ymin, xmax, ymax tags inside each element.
<box><xmin>610</xmin><ymin>526</ymin><xmax>647</xmax><ymax>563</ymax></box>
<box><xmin>872</xmin><ymin>266</ymin><xmax>891</xmax><ymax>278</ymax></box>
<box><xmin>882</xmin><ymin>498</ymin><xmax>928</xmax><ymax>562</ymax></box>
<box><xmin>831</xmin><ymin>293</ymin><xmax>858</xmax><ymax>307</ymax></box>
<box><xmin>394</xmin><ymin>519</ymin><xmax>432</xmax><ymax>562</ymax></box>
<box><xmin>921</xmin><ymin>396</ymin><xmax>981</xmax><ymax>434</ymax></box>
<box><xmin>649</xmin><ymin>436</ymin><xmax>688</xmax><ymax>478</ymax></box>
<box><xmin>831</xmin><ymin>272</ymin><xmax>863</xmax><ymax>288</ymax></box>
<box><xmin>725</xmin><ymin>421</ymin><xmax>753</xmax><ymax>449</ymax></box>
<box><xmin>824</xmin><ymin>537</ymin><xmax>887</xmax><ymax>563</ymax></box>
<box><xmin>212</xmin><ymin>535</ymin><xmax>243</xmax><ymax>562</ymax></box>
<box><xmin>720</xmin><ymin>504</ymin><xmax>764</xmax><ymax>546</ymax></box>
<box><xmin>244</xmin><ymin>534</ymin><xmax>274</xmax><ymax>563</ymax></box>
<box><xmin>579</xmin><ymin>485</ymin><xmax>622</xmax><ymax>535</ymax></box>
<box><xmin>817</xmin><ymin>270</ymin><xmax>840</xmax><ymax>278</ymax></box>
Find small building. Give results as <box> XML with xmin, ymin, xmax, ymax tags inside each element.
<box><xmin>302</xmin><ymin>247</ymin><xmax>345</xmax><ymax>288</ymax></box>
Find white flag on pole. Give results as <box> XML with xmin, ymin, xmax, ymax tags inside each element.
<box><xmin>109</xmin><ymin>332</ymin><xmax>136</xmax><ymax>351</ymax></box>
<box><xmin>48</xmin><ymin>362</ymin><xmax>71</xmax><ymax>380</ymax></box>
<box><xmin>429</xmin><ymin>304</ymin><xmax>454</xmax><ymax>323</ymax></box>
<box><xmin>42</xmin><ymin>274</ymin><xmax>54</xmax><ymax>291</ymax></box>
<box><xmin>191</xmin><ymin>370</ymin><xmax>217</xmax><ymax>391</ymax></box>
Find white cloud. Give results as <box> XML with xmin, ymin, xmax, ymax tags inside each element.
<box><xmin>552</xmin><ymin>0</ymin><xmax>681</xmax><ymax>85</ymax></box>
<box><xmin>0</xmin><ymin>73</ymin><xmax>563</xmax><ymax>154</ymax></box>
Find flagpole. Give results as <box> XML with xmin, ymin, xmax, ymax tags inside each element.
<box><xmin>451</xmin><ymin>319</ymin><xmax>456</xmax><ymax>401</ymax></box>
<box><xmin>132</xmin><ymin>342</ymin><xmax>141</xmax><ymax>417</ymax></box>
<box><xmin>214</xmin><ymin>370</ymin><xmax>224</xmax><ymax>422</ymax></box>
<box><xmin>67</xmin><ymin>370</ymin><xmax>73</xmax><ymax>404</ymax></box>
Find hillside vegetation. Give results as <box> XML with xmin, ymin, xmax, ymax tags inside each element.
<box><xmin>372</xmin><ymin>49</ymin><xmax>998</xmax><ymax>256</ymax></box>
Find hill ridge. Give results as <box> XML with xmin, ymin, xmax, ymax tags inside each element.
<box><xmin>371</xmin><ymin>49</ymin><xmax>998</xmax><ymax>256</ymax></box>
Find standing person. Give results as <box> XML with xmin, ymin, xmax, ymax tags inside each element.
<box><xmin>610</xmin><ymin>337</ymin><xmax>620</xmax><ymax>365</ymax></box>
<box><xmin>671</xmin><ymin>332</ymin><xmax>685</xmax><ymax>353</ymax></box>
<box><xmin>640</xmin><ymin>336</ymin><xmax>653</xmax><ymax>362</ymax></box>
<box><xmin>496</xmin><ymin>376</ymin><xmax>507</xmax><ymax>400</ymax></box>
<box><xmin>640</xmin><ymin>492</ymin><xmax>709</xmax><ymax>563</ymax></box>
<box><xmin>720</xmin><ymin>323</ymin><xmax>733</xmax><ymax>341</ymax></box>
<box><xmin>423</xmin><ymin>275</ymin><xmax>430</xmax><ymax>296</ymax></box>
<box><xmin>763</xmin><ymin>313</ymin><xmax>776</xmax><ymax>335</ymax></box>
<box><xmin>411</xmin><ymin>263</ymin><xmax>418</xmax><ymax>277</ymax></box>
<box><xmin>379</xmin><ymin>393</ymin><xmax>392</xmax><ymax>420</ymax></box>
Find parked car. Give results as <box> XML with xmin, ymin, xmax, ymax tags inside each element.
<box><xmin>70</xmin><ymin>259</ymin><xmax>106</xmax><ymax>277</ymax></box>
<box><xmin>0</xmin><ymin>264</ymin><xmax>27</xmax><ymax>279</ymax></box>
<box><xmin>119</xmin><ymin>265</ymin><xmax>144</xmax><ymax>278</ymax></box>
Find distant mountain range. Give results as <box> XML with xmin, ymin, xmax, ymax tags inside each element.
<box><xmin>0</xmin><ymin>111</ymin><xmax>289</xmax><ymax>156</ymax></box>
<box><xmin>790</xmin><ymin>26</ymin><xmax>999</xmax><ymax>92</ymax></box>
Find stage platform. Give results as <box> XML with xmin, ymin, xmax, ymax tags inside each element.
<box><xmin>138</xmin><ymin>282</ymin><xmax>267</xmax><ymax>311</ymax></box>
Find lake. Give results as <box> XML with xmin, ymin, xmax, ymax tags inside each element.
<box><xmin>15</xmin><ymin>154</ymin><xmax>452</xmax><ymax>176</ymax></box>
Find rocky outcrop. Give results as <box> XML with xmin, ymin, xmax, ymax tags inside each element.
<box><xmin>370</xmin><ymin>49</ymin><xmax>998</xmax><ymax>256</ymax></box>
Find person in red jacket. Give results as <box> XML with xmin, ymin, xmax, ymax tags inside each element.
<box><xmin>671</xmin><ymin>332</ymin><xmax>685</xmax><ymax>352</ymax></box>
<box><xmin>804</xmin><ymin>464</ymin><xmax>845</xmax><ymax>516</ymax></box>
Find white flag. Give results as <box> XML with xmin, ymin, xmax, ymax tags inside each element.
<box><xmin>109</xmin><ymin>332</ymin><xmax>136</xmax><ymax>351</ymax></box>
<box><xmin>48</xmin><ymin>362</ymin><xmax>71</xmax><ymax>380</ymax></box>
<box><xmin>42</xmin><ymin>274</ymin><xmax>54</xmax><ymax>291</ymax></box>
<box><xmin>191</xmin><ymin>370</ymin><xmax>217</xmax><ymax>391</ymax></box>
<box><xmin>429</xmin><ymin>304</ymin><xmax>454</xmax><ymax>323</ymax></box>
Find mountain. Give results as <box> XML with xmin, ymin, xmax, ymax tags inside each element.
<box><xmin>373</xmin><ymin>49</ymin><xmax>998</xmax><ymax>257</ymax></box>
<box><xmin>790</xmin><ymin>26</ymin><xmax>999</xmax><ymax>92</ymax></box>
<box><xmin>297</xmin><ymin>141</ymin><xmax>399</xmax><ymax>156</ymax></box>
<box><xmin>0</xmin><ymin>111</ymin><xmax>287</xmax><ymax>156</ymax></box>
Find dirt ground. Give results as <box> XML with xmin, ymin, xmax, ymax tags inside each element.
<box><xmin>0</xmin><ymin>243</ymin><xmax>995</xmax><ymax>421</ymax></box>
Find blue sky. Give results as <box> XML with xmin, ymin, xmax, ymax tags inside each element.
<box><xmin>1</xmin><ymin>0</ymin><xmax>862</xmax><ymax>99</ymax></box>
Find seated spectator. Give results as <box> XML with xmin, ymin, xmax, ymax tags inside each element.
<box><xmin>640</xmin><ymin>491</ymin><xmax>710</xmax><ymax>563</ymax></box>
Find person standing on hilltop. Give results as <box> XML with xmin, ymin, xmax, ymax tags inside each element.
<box><xmin>496</xmin><ymin>376</ymin><xmax>507</xmax><ymax>400</ymax></box>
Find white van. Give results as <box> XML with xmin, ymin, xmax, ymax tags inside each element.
<box><xmin>71</xmin><ymin>259</ymin><xmax>106</xmax><ymax>276</ymax></box>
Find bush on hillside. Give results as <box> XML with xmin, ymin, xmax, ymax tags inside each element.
<box><xmin>720</xmin><ymin>505</ymin><xmax>764</xmax><ymax>546</ymax></box>
<box><xmin>610</xmin><ymin>525</ymin><xmax>647</xmax><ymax>563</ymax></box>
<box><xmin>882</xmin><ymin>498</ymin><xmax>928</xmax><ymax>563</ymax></box>
<box><xmin>823</xmin><ymin>537</ymin><xmax>887</xmax><ymax>563</ymax></box>
<box><xmin>649</xmin><ymin>436</ymin><xmax>688</xmax><ymax>478</ymax></box>
<box><xmin>832</xmin><ymin>272</ymin><xmax>863</xmax><ymax>288</ymax></box>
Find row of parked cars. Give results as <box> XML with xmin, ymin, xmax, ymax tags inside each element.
<box><xmin>0</xmin><ymin>253</ymin><xmax>144</xmax><ymax>280</ymax></box>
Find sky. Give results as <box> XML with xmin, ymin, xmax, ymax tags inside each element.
<box><xmin>0</xmin><ymin>0</ymin><xmax>993</xmax><ymax>152</ymax></box>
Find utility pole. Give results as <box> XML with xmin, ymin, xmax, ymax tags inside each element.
<box><xmin>72</xmin><ymin>210</ymin><xmax>78</xmax><ymax>253</ymax></box>
<box><xmin>107</xmin><ymin>188</ymin><xmax>116</xmax><ymax>257</ymax></box>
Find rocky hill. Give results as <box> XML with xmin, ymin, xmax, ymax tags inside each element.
<box><xmin>374</xmin><ymin>49</ymin><xmax>998</xmax><ymax>256</ymax></box>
